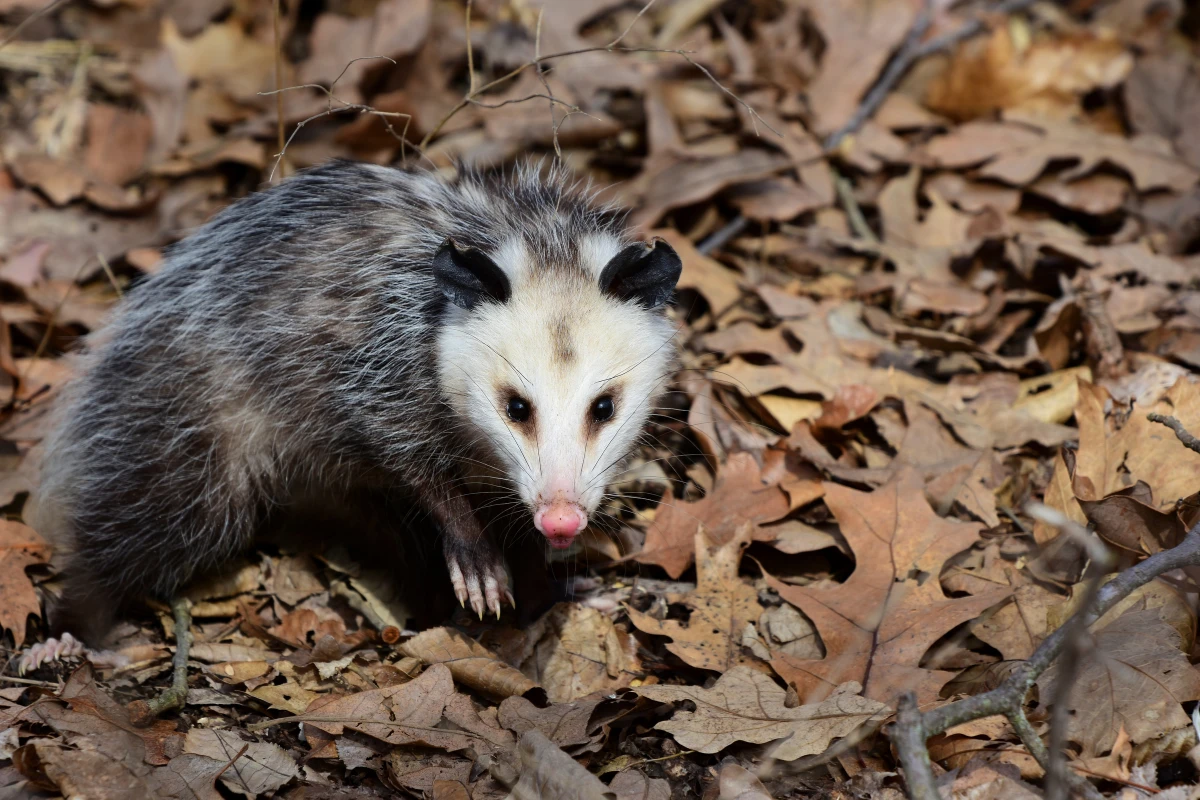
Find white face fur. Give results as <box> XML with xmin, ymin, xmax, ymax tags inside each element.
<box><xmin>436</xmin><ymin>233</ymin><xmax>678</xmax><ymax>547</ymax></box>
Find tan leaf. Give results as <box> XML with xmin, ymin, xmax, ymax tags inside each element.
<box><xmin>804</xmin><ymin>0</ymin><xmax>920</xmax><ymax>136</ymax></box>
<box><xmin>302</xmin><ymin>662</ymin><xmax>458</xmax><ymax>747</ymax></box>
<box><xmin>508</xmin><ymin>730</ymin><xmax>616</xmax><ymax>800</ymax></box>
<box><xmin>639</xmin><ymin>667</ymin><xmax>887</xmax><ymax>760</ymax></box>
<box><xmin>610</xmin><ymin>770</ymin><xmax>671</xmax><ymax>800</ymax></box>
<box><xmin>0</xmin><ymin>520</ymin><xmax>49</xmax><ymax>647</ymax></box>
<box><xmin>518</xmin><ymin>603</ymin><xmax>643</xmax><ymax>703</ymax></box>
<box><xmin>399</xmin><ymin>626</ymin><xmax>541</xmax><ymax>700</ymax></box>
<box><xmin>183</xmin><ymin>728</ymin><xmax>299</xmax><ymax>796</ymax></box>
<box><xmin>497</xmin><ymin>693</ymin><xmax>606</xmax><ymax>751</ymax></box>
<box><xmin>1039</xmin><ymin>607</ymin><xmax>1200</xmax><ymax>756</ymax></box>
<box><xmin>633</xmin><ymin>151</ymin><xmax>791</xmax><ymax>228</ymax></box>
<box><xmin>267</xmin><ymin>554</ymin><xmax>325</xmax><ymax>605</ymax></box>
<box><xmin>717</xmin><ymin>763</ymin><xmax>775</xmax><ymax>800</ymax></box>
<box><xmin>629</xmin><ymin>522</ymin><xmax>763</xmax><ymax>672</ymax></box>
<box><xmin>636</xmin><ymin>452</ymin><xmax>788</xmax><ymax>578</ymax></box>
<box><xmin>768</xmin><ymin>469</ymin><xmax>1010</xmax><ymax>704</ymax></box>
<box><xmin>1072</xmin><ymin>378</ymin><xmax>1200</xmax><ymax>510</ymax></box>
<box><xmin>923</xmin><ymin>116</ymin><xmax>1199</xmax><ymax>192</ymax></box>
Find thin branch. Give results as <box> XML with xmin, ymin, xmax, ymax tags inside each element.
<box><xmin>1027</xmin><ymin>504</ymin><xmax>1115</xmax><ymax>800</ymax></box>
<box><xmin>272</xmin><ymin>0</ymin><xmax>286</xmax><ymax>182</ymax></box>
<box><xmin>698</xmin><ymin>216</ymin><xmax>750</xmax><ymax>255</ymax></box>
<box><xmin>832</xmin><ymin>166</ymin><xmax>877</xmax><ymax>243</ymax></box>
<box><xmin>419</xmin><ymin>0</ymin><xmax>778</xmax><ymax>151</ymax></box>
<box><xmin>1148</xmin><ymin>413</ymin><xmax>1200</xmax><ymax>456</ymax></box>
<box><xmin>0</xmin><ymin>0</ymin><xmax>73</xmax><ymax>50</ymax></box>
<box><xmin>893</xmin><ymin>693</ymin><xmax>940</xmax><ymax>800</ymax></box>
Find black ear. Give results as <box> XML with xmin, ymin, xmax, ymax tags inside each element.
<box><xmin>432</xmin><ymin>239</ymin><xmax>512</xmax><ymax>310</ymax></box>
<box><xmin>597</xmin><ymin>238</ymin><xmax>682</xmax><ymax>309</ymax></box>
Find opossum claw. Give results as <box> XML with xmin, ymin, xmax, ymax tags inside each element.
<box><xmin>18</xmin><ymin>633</ymin><xmax>86</xmax><ymax>675</ymax></box>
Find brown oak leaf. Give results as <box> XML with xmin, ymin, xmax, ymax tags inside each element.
<box><xmin>767</xmin><ymin>469</ymin><xmax>1010</xmax><ymax>704</ymax></box>
<box><xmin>636</xmin><ymin>452</ymin><xmax>788</xmax><ymax>578</ymax></box>
<box><xmin>639</xmin><ymin>667</ymin><xmax>887</xmax><ymax>760</ymax></box>
<box><xmin>0</xmin><ymin>520</ymin><xmax>50</xmax><ymax>647</ymax></box>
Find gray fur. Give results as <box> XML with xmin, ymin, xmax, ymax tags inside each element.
<box><xmin>33</xmin><ymin>159</ymin><xmax>633</xmax><ymax>639</ymax></box>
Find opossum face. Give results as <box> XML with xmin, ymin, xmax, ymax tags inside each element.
<box><xmin>435</xmin><ymin>235</ymin><xmax>681</xmax><ymax>548</ymax></box>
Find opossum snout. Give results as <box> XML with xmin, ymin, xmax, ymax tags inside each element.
<box><xmin>534</xmin><ymin>500</ymin><xmax>586</xmax><ymax>547</ymax></box>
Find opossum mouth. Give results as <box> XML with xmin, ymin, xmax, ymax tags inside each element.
<box><xmin>546</xmin><ymin>534</ymin><xmax>577</xmax><ymax>550</ymax></box>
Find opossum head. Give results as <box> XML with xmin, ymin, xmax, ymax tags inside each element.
<box><xmin>435</xmin><ymin>233</ymin><xmax>681</xmax><ymax>548</ymax></box>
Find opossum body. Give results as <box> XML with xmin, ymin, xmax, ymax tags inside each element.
<box><xmin>33</xmin><ymin>160</ymin><xmax>681</xmax><ymax>640</ymax></box>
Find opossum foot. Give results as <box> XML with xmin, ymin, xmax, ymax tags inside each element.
<box><xmin>18</xmin><ymin>633</ymin><xmax>130</xmax><ymax>675</ymax></box>
<box><xmin>18</xmin><ymin>633</ymin><xmax>86</xmax><ymax>674</ymax></box>
<box><xmin>445</xmin><ymin>544</ymin><xmax>512</xmax><ymax>620</ymax></box>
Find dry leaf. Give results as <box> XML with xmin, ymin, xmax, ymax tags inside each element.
<box><xmin>639</xmin><ymin>667</ymin><xmax>887</xmax><ymax>760</ymax></box>
<box><xmin>628</xmin><ymin>522</ymin><xmax>763</xmax><ymax>672</ymax></box>
<box><xmin>768</xmin><ymin>469</ymin><xmax>1009</xmax><ymax>704</ymax></box>
<box><xmin>923</xmin><ymin>116</ymin><xmax>1198</xmax><ymax>192</ymax></box>
<box><xmin>183</xmin><ymin>728</ymin><xmax>299</xmax><ymax>796</ymax></box>
<box><xmin>0</xmin><ymin>521</ymin><xmax>49</xmax><ymax>647</ymax></box>
<box><xmin>519</xmin><ymin>603</ymin><xmax>643</xmax><ymax>703</ymax></box>
<box><xmin>1073</xmin><ymin>378</ymin><xmax>1200</xmax><ymax>510</ymax></box>
<box><xmin>1039</xmin><ymin>607</ymin><xmax>1200</xmax><ymax>756</ymax></box>
<box><xmin>507</xmin><ymin>730</ymin><xmax>616</xmax><ymax>800</ymax></box>
<box><xmin>804</xmin><ymin>0</ymin><xmax>920</xmax><ymax>136</ymax></box>
<box><xmin>636</xmin><ymin>452</ymin><xmax>788</xmax><ymax>578</ymax></box>
<box><xmin>400</xmin><ymin>626</ymin><xmax>541</xmax><ymax>700</ymax></box>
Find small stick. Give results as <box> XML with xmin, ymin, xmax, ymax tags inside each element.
<box><xmin>893</xmin><ymin>693</ymin><xmax>939</xmax><ymax>800</ymax></box>
<box><xmin>832</xmin><ymin>166</ymin><xmax>877</xmax><ymax>243</ymax></box>
<box><xmin>272</xmin><ymin>0</ymin><xmax>286</xmax><ymax>181</ymax></box>
<box><xmin>1148</xmin><ymin>413</ymin><xmax>1200</xmax><ymax>456</ymax></box>
<box><xmin>129</xmin><ymin>596</ymin><xmax>192</xmax><ymax>726</ymax></box>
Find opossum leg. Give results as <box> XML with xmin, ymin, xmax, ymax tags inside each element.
<box><xmin>128</xmin><ymin>596</ymin><xmax>192</xmax><ymax>727</ymax></box>
<box><xmin>415</xmin><ymin>477</ymin><xmax>512</xmax><ymax>619</ymax></box>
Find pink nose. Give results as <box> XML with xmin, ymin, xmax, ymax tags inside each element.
<box><xmin>535</xmin><ymin>501</ymin><xmax>585</xmax><ymax>547</ymax></box>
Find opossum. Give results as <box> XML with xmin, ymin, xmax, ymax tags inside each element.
<box><xmin>30</xmin><ymin>159</ymin><xmax>682</xmax><ymax>644</ymax></box>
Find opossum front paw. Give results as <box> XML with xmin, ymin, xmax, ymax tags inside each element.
<box><xmin>18</xmin><ymin>632</ymin><xmax>86</xmax><ymax>674</ymax></box>
<box><xmin>445</xmin><ymin>539</ymin><xmax>513</xmax><ymax>620</ymax></box>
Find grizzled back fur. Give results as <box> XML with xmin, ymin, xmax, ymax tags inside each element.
<box><xmin>32</xmin><ymin>159</ymin><xmax>678</xmax><ymax>641</ymax></box>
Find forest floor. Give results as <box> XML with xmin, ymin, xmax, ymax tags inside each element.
<box><xmin>3</xmin><ymin>0</ymin><xmax>1200</xmax><ymax>798</ymax></box>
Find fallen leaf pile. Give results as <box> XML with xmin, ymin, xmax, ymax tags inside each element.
<box><xmin>3</xmin><ymin>0</ymin><xmax>1200</xmax><ymax>797</ymax></box>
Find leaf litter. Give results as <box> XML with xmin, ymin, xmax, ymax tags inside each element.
<box><xmin>2</xmin><ymin>0</ymin><xmax>1200</xmax><ymax>798</ymax></box>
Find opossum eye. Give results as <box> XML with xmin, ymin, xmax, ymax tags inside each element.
<box><xmin>506</xmin><ymin>396</ymin><xmax>531</xmax><ymax>423</ymax></box>
<box><xmin>591</xmin><ymin>396</ymin><xmax>615</xmax><ymax>423</ymax></box>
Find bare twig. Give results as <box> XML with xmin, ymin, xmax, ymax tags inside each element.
<box><xmin>894</xmin><ymin>693</ymin><xmax>940</xmax><ymax>800</ymax></box>
<box><xmin>419</xmin><ymin>0</ymin><xmax>776</xmax><ymax>150</ymax></box>
<box><xmin>272</xmin><ymin>0</ymin><xmax>286</xmax><ymax>182</ymax></box>
<box><xmin>1148</xmin><ymin>413</ymin><xmax>1200</xmax><ymax>456</ymax></box>
<box><xmin>259</xmin><ymin>58</ymin><xmax>417</xmax><ymax>180</ymax></box>
<box><xmin>698</xmin><ymin>216</ymin><xmax>750</xmax><ymax>255</ymax></box>
<box><xmin>832</xmin><ymin>166</ymin><xmax>877</xmax><ymax>243</ymax></box>
<box><xmin>0</xmin><ymin>0</ymin><xmax>73</xmax><ymax>50</ymax></box>
<box><xmin>129</xmin><ymin>596</ymin><xmax>192</xmax><ymax>726</ymax></box>
<box><xmin>1027</xmin><ymin>504</ymin><xmax>1115</xmax><ymax>800</ymax></box>
<box><xmin>212</xmin><ymin>744</ymin><xmax>250</xmax><ymax>783</ymax></box>
<box><xmin>823</xmin><ymin>0</ymin><xmax>1039</xmax><ymax>153</ymax></box>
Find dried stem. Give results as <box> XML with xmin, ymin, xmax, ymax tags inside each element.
<box><xmin>419</xmin><ymin>0</ymin><xmax>775</xmax><ymax>150</ymax></box>
<box><xmin>129</xmin><ymin>596</ymin><xmax>192</xmax><ymax>726</ymax></box>
<box><xmin>1148</xmin><ymin>413</ymin><xmax>1200</xmax><ymax>455</ymax></box>
<box><xmin>272</xmin><ymin>0</ymin><xmax>286</xmax><ymax>181</ymax></box>
<box><xmin>893</xmin><ymin>693</ymin><xmax>939</xmax><ymax>800</ymax></box>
